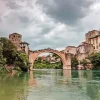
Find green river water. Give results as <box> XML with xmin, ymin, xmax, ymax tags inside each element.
<box><xmin>0</xmin><ymin>69</ymin><xmax>100</xmax><ymax>100</ymax></box>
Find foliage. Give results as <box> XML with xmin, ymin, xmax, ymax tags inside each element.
<box><xmin>88</xmin><ymin>52</ymin><xmax>100</xmax><ymax>69</ymax></box>
<box><xmin>0</xmin><ymin>45</ymin><xmax>6</xmax><ymax>67</ymax></box>
<box><xmin>0</xmin><ymin>37</ymin><xmax>17</xmax><ymax>65</ymax></box>
<box><xmin>34</xmin><ymin>61</ymin><xmax>62</xmax><ymax>69</ymax></box>
<box><xmin>35</xmin><ymin>57</ymin><xmax>42</xmax><ymax>63</ymax></box>
<box><xmin>80</xmin><ymin>59</ymin><xmax>89</xmax><ymax>69</ymax></box>
<box><xmin>71</xmin><ymin>56</ymin><xmax>79</xmax><ymax>69</ymax></box>
<box><xmin>0</xmin><ymin>40</ymin><xmax>8</xmax><ymax>74</ymax></box>
<box><xmin>34</xmin><ymin>55</ymin><xmax>63</xmax><ymax>69</ymax></box>
<box><xmin>14</xmin><ymin>52</ymin><xmax>30</xmax><ymax>72</ymax></box>
<box><xmin>0</xmin><ymin>37</ymin><xmax>30</xmax><ymax>72</ymax></box>
<box><xmin>52</xmin><ymin>53</ymin><xmax>60</xmax><ymax>59</ymax></box>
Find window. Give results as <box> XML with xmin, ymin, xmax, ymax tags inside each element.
<box><xmin>94</xmin><ymin>46</ymin><xmax>95</xmax><ymax>49</ymax></box>
<box><xmin>97</xmin><ymin>45</ymin><xmax>98</xmax><ymax>49</ymax></box>
<box><xmin>18</xmin><ymin>36</ymin><xmax>20</xmax><ymax>38</ymax></box>
<box><xmin>93</xmin><ymin>39</ymin><xmax>95</xmax><ymax>44</ymax></box>
<box><xmin>96</xmin><ymin>38</ymin><xmax>98</xmax><ymax>44</ymax></box>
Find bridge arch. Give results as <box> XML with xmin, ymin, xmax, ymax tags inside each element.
<box><xmin>29</xmin><ymin>48</ymin><xmax>71</xmax><ymax>70</ymax></box>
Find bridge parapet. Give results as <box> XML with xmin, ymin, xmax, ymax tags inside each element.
<box><xmin>30</xmin><ymin>48</ymin><xmax>64</xmax><ymax>54</ymax></box>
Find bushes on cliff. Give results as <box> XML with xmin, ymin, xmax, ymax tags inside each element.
<box><xmin>34</xmin><ymin>56</ymin><xmax>63</xmax><ymax>69</ymax></box>
<box><xmin>0</xmin><ymin>37</ymin><xmax>17</xmax><ymax>65</ymax></box>
<box><xmin>88</xmin><ymin>52</ymin><xmax>100</xmax><ymax>69</ymax></box>
<box><xmin>80</xmin><ymin>59</ymin><xmax>89</xmax><ymax>69</ymax></box>
<box><xmin>71</xmin><ymin>56</ymin><xmax>79</xmax><ymax>69</ymax></box>
<box><xmin>14</xmin><ymin>52</ymin><xmax>30</xmax><ymax>72</ymax></box>
<box><xmin>0</xmin><ymin>37</ymin><xmax>30</xmax><ymax>72</ymax></box>
<box><xmin>0</xmin><ymin>46</ymin><xmax>6</xmax><ymax>73</ymax></box>
<box><xmin>0</xmin><ymin>45</ymin><xmax>6</xmax><ymax>67</ymax></box>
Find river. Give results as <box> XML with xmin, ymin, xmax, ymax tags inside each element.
<box><xmin>0</xmin><ymin>69</ymin><xmax>100</xmax><ymax>100</ymax></box>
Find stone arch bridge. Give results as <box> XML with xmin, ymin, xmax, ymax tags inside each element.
<box><xmin>29</xmin><ymin>48</ymin><xmax>71</xmax><ymax>70</ymax></box>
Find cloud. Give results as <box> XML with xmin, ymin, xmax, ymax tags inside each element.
<box><xmin>36</xmin><ymin>0</ymin><xmax>94</xmax><ymax>25</ymax></box>
<box><xmin>0</xmin><ymin>0</ymin><xmax>100</xmax><ymax>51</ymax></box>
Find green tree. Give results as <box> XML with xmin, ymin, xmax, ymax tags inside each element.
<box><xmin>88</xmin><ymin>52</ymin><xmax>100</xmax><ymax>69</ymax></box>
<box><xmin>0</xmin><ymin>37</ymin><xmax>17</xmax><ymax>65</ymax></box>
<box><xmin>14</xmin><ymin>52</ymin><xmax>30</xmax><ymax>72</ymax></box>
<box><xmin>80</xmin><ymin>59</ymin><xmax>89</xmax><ymax>69</ymax></box>
<box><xmin>0</xmin><ymin>37</ymin><xmax>29</xmax><ymax>72</ymax></box>
<box><xmin>36</xmin><ymin>57</ymin><xmax>42</xmax><ymax>63</ymax></box>
<box><xmin>0</xmin><ymin>45</ymin><xmax>6</xmax><ymax>67</ymax></box>
<box><xmin>71</xmin><ymin>56</ymin><xmax>79</xmax><ymax>69</ymax></box>
<box><xmin>0</xmin><ymin>40</ymin><xmax>7</xmax><ymax>73</ymax></box>
<box><xmin>52</xmin><ymin>53</ymin><xmax>60</xmax><ymax>59</ymax></box>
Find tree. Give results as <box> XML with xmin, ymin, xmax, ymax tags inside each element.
<box><xmin>52</xmin><ymin>53</ymin><xmax>60</xmax><ymax>59</ymax></box>
<box><xmin>71</xmin><ymin>56</ymin><xmax>79</xmax><ymax>69</ymax></box>
<box><xmin>0</xmin><ymin>37</ymin><xmax>30</xmax><ymax>72</ymax></box>
<box><xmin>0</xmin><ymin>37</ymin><xmax>17</xmax><ymax>65</ymax></box>
<box><xmin>36</xmin><ymin>57</ymin><xmax>42</xmax><ymax>63</ymax></box>
<box><xmin>88</xmin><ymin>52</ymin><xmax>100</xmax><ymax>69</ymax></box>
<box><xmin>80</xmin><ymin>59</ymin><xmax>89</xmax><ymax>69</ymax></box>
<box><xmin>14</xmin><ymin>52</ymin><xmax>30</xmax><ymax>72</ymax></box>
<box><xmin>0</xmin><ymin>45</ymin><xmax>6</xmax><ymax>67</ymax></box>
<box><xmin>0</xmin><ymin>40</ymin><xmax>7</xmax><ymax>73</ymax></box>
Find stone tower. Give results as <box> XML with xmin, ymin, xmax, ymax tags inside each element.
<box><xmin>9</xmin><ymin>33</ymin><xmax>22</xmax><ymax>51</ymax></box>
<box><xmin>20</xmin><ymin>42</ymin><xmax>29</xmax><ymax>55</ymax></box>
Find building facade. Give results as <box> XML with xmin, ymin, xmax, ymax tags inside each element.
<box><xmin>77</xmin><ymin>42</ymin><xmax>94</xmax><ymax>61</ymax></box>
<box><xmin>9</xmin><ymin>33</ymin><xmax>22</xmax><ymax>51</ymax></box>
<box><xmin>20</xmin><ymin>42</ymin><xmax>29</xmax><ymax>55</ymax></box>
<box><xmin>85</xmin><ymin>30</ymin><xmax>100</xmax><ymax>52</ymax></box>
<box><xmin>65</xmin><ymin>42</ymin><xmax>94</xmax><ymax>61</ymax></box>
<box><xmin>64</xmin><ymin>46</ymin><xmax>77</xmax><ymax>55</ymax></box>
<box><xmin>9</xmin><ymin>33</ymin><xmax>29</xmax><ymax>55</ymax></box>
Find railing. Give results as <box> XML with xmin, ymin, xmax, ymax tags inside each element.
<box><xmin>30</xmin><ymin>48</ymin><xmax>64</xmax><ymax>53</ymax></box>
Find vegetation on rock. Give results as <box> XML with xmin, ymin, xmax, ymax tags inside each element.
<box><xmin>33</xmin><ymin>56</ymin><xmax>63</xmax><ymax>69</ymax></box>
<box><xmin>88</xmin><ymin>52</ymin><xmax>100</xmax><ymax>69</ymax></box>
<box><xmin>71</xmin><ymin>56</ymin><xmax>79</xmax><ymax>69</ymax></box>
<box><xmin>80</xmin><ymin>59</ymin><xmax>89</xmax><ymax>69</ymax></box>
<box><xmin>0</xmin><ymin>38</ymin><xmax>30</xmax><ymax>73</ymax></box>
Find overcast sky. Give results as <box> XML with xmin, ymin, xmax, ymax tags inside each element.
<box><xmin>0</xmin><ymin>0</ymin><xmax>100</xmax><ymax>50</ymax></box>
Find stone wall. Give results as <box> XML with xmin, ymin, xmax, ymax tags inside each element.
<box><xmin>9</xmin><ymin>33</ymin><xmax>22</xmax><ymax>51</ymax></box>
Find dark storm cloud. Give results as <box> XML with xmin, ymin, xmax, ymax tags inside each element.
<box><xmin>19</xmin><ymin>16</ymin><xmax>31</xmax><ymax>23</ymax></box>
<box><xmin>0</xmin><ymin>0</ymin><xmax>99</xmax><ymax>50</ymax></box>
<box><xmin>6</xmin><ymin>0</ymin><xmax>21</xmax><ymax>9</ymax></box>
<box><xmin>36</xmin><ymin>0</ymin><xmax>94</xmax><ymax>25</ymax></box>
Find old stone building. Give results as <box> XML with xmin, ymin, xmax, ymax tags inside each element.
<box><xmin>9</xmin><ymin>33</ymin><xmax>29</xmax><ymax>55</ymax></box>
<box><xmin>65</xmin><ymin>42</ymin><xmax>94</xmax><ymax>61</ymax></box>
<box><xmin>9</xmin><ymin>33</ymin><xmax>22</xmax><ymax>51</ymax></box>
<box><xmin>77</xmin><ymin>42</ymin><xmax>94</xmax><ymax>61</ymax></box>
<box><xmin>85</xmin><ymin>30</ymin><xmax>100</xmax><ymax>52</ymax></box>
<box><xmin>20</xmin><ymin>42</ymin><xmax>29</xmax><ymax>55</ymax></box>
<box><xmin>64</xmin><ymin>46</ymin><xmax>77</xmax><ymax>55</ymax></box>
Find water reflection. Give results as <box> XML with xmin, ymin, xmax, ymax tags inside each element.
<box><xmin>28</xmin><ymin>71</ymin><xmax>36</xmax><ymax>87</ymax></box>
<box><xmin>0</xmin><ymin>72</ymin><xmax>28</xmax><ymax>100</ymax></box>
<box><xmin>0</xmin><ymin>70</ymin><xmax>100</xmax><ymax>100</ymax></box>
<box><xmin>63</xmin><ymin>70</ymin><xmax>71</xmax><ymax>78</ymax></box>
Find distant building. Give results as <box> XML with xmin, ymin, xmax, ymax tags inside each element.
<box><xmin>9</xmin><ymin>33</ymin><xmax>29</xmax><ymax>55</ymax></box>
<box><xmin>9</xmin><ymin>33</ymin><xmax>22</xmax><ymax>51</ymax></box>
<box><xmin>64</xmin><ymin>46</ymin><xmax>77</xmax><ymax>55</ymax></box>
<box><xmin>77</xmin><ymin>42</ymin><xmax>94</xmax><ymax>61</ymax></box>
<box><xmin>41</xmin><ymin>56</ymin><xmax>47</xmax><ymax>61</ymax></box>
<box><xmin>85</xmin><ymin>30</ymin><xmax>100</xmax><ymax>52</ymax></box>
<box><xmin>65</xmin><ymin>42</ymin><xmax>94</xmax><ymax>62</ymax></box>
<box><xmin>20</xmin><ymin>42</ymin><xmax>29</xmax><ymax>55</ymax></box>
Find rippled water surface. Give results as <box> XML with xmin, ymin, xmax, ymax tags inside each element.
<box><xmin>0</xmin><ymin>70</ymin><xmax>100</xmax><ymax>100</ymax></box>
